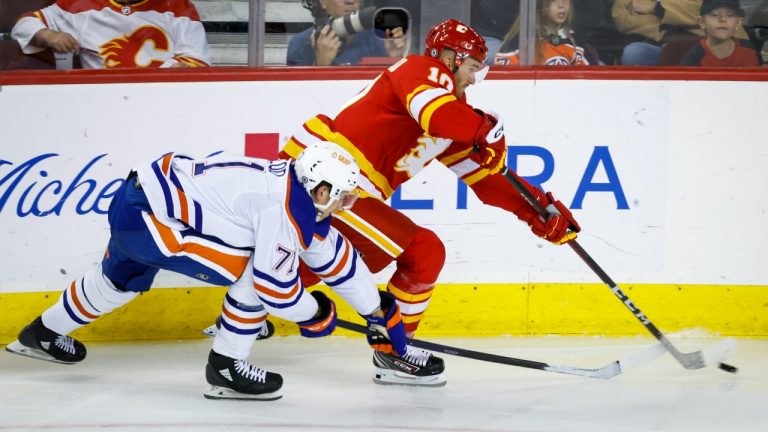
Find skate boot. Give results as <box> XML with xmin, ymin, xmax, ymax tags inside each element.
<box><xmin>202</xmin><ymin>317</ymin><xmax>275</xmax><ymax>339</ymax></box>
<box><xmin>5</xmin><ymin>316</ymin><xmax>86</xmax><ymax>364</ymax></box>
<box><xmin>372</xmin><ymin>345</ymin><xmax>447</xmax><ymax>387</ymax></box>
<box><xmin>204</xmin><ymin>350</ymin><xmax>283</xmax><ymax>400</ymax></box>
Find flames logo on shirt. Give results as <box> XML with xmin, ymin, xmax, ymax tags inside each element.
<box><xmin>395</xmin><ymin>136</ymin><xmax>452</xmax><ymax>177</ymax></box>
<box><xmin>99</xmin><ymin>25</ymin><xmax>170</xmax><ymax>68</ymax></box>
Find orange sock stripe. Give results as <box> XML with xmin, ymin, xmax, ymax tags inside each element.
<box><xmin>253</xmin><ymin>281</ymin><xmax>300</xmax><ymax>300</ymax></box>
<box><xmin>68</xmin><ymin>281</ymin><xmax>99</xmax><ymax>320</ymax></box>
<box><xmin>221</xmin><ymin>307</ymin><xmax>267</xmax><ymax>324</ymax></box>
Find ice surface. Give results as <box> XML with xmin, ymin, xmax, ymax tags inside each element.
<box><xmin>1</xmin><ymin>336</ymin><xmax>766</xmax><ymax>432</ymax></box>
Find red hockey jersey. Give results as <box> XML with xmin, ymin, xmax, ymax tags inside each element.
<box><xmin>282</xmin><ymin>54</ymin><xmax>540</xmax><ymax>219</ymax></box>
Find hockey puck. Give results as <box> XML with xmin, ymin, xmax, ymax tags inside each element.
<box><xmin>718</xmin><ymin>362</ymin><xmax>738</xmax><ymax>374</ymax></box>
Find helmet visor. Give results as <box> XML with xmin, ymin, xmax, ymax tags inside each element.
<box><xmin>340</xmin><ymin>189</ymin><xmax>360</xmax><ymax>211</ymax></box>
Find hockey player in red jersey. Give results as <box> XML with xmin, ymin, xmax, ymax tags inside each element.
<box><xmin>6</xmin><ymin>142</ymin><xmax>408</xmax><ymax>401</ymax></box>
<box><xmin>273</xmin><ymin>19</ymin><xmax>581</xmax><ymax>386</ymax></box>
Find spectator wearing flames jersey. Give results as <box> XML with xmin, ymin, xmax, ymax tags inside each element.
<box><xmin>494</xmin><ymin>0</ymin><xmax>593</xmax><ymax>66</ymax></box>
<box><xmin>679</xmin><ymin>0</ymin><xmax>761</xmax><ymax>66</ymax></box>
<box><xmin>11</xmin><ymin>0</ymin><xmax>210</xmax><ymax>68</ymax></box>
<box><xmin>272</xmin><ymin>19</ymin><xmax>581</xmax><ymax>386</ymax></box>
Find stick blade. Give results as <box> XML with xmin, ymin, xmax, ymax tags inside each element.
<box><xmin>545</xmin><ymin>361</ymin><xmax>622</xmax><ymax>379</ymax></box>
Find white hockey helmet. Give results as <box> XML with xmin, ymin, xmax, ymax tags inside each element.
<box><xmin>294</xmin><ymin>141</ymin><xmax>360</xmax><ymax>220</ymax></box>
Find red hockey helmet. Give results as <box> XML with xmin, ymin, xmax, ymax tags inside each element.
<box><xmin>424</xmin><ymin>19</ymin><xmax>488</xmax><ymax>66</ymax></box>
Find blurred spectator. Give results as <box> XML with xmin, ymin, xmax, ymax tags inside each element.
<box><xmin>612</xmin><ymin>0</ymin><xmax>747</xmax><ymax>65</ymax></box>
<box><xmin>745</xmin><ymin>0</ymin><xmax>768</xmax><ymax>61</ymax></box>
<box><xmin>680</xmin><ymin>0</ymin><xmax>761</xmax><ymax>65</ymax></box>
<box><xmin>288</xmin><ymin>0</ymin><xmax>406</xmax><ymax>66</ymax></box>
<box><xmin>494</xmin><ymin>0</ymin><xmax>595</xmax><ymax>65</ymax></box>
<box><xmin>11</xmin><ymin>0</ymin><xmax>210</xmax><ymax>69</ymax></box>
<box><xmin>570</xmin><ymin>0</ymin><xmax>636</xmax><ymax>65</ymax></box>
<box><xmin>470</xmin><ymin>0</ymin><xmax>520</xmax><ymax>64</ymax></box>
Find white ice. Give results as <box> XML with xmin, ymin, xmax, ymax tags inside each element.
<box><xmin>1</xmin><ymin>335</ymin><xmax>766</xmax><ymax>432</ymax></box>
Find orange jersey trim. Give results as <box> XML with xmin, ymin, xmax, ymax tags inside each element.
<box><xmin>147</xmin><ymin>214</ymin><xmax>249</xmax><ymax>277</ymax></box>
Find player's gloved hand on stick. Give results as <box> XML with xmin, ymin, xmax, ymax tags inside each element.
<box><xmin>527</xmin><ymin>192</ymin><xmax>581</xmax><ymax>245</ymax></box>
<box><xmin>362</xmin><ymin>291</ymin><xmax>407</xmax><ymax>357</ymax></box>
<box><xmin>471</xmin><ymin>109</ymin><xmax>507</xmax><ymax>175</ymax></box>
<box><xmin>297</xmin><ymin>291</ymin><xmax>337</xmax><ymax>337</ymax></box>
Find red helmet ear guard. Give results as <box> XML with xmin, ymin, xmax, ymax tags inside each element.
<box><xmin>424</xmin><ymin>19</ymin><xmax>488</xmax><ymax>66</ymax></box>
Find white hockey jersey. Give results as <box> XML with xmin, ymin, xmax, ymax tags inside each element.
<box><xmin>134</xmin><ymin>152</ymin><xmax>379</xmax><ymax>323</ymax></box>
<box><xmin>12</xmin><ymin>0</ymin><xmax>210</xmax><ymax>68</ymax></box>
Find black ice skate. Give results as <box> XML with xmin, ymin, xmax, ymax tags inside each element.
<box><xmin>202</xmin><ymin>317</ymin><xmax>275</xmax><ymax>340</ymax></box>
<box><xmin>5</xmin><ymin>316</ymin><xmax>86</xmax><ymax>364</ymax></box>
<box><xmin>204</xmin><ymin>350</ymin><xmax>283</xmax><ymax>400</ymax></box>
<box><xmin>372</xmin><ymin>346</ymin><xmax>447</xmax><ymax>387</ymax></box>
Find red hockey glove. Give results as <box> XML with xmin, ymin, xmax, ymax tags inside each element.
<box><xmin>471</xmin><ymin>110</ymin><xmax>507</xmax><ymax>175</ymax></box>
<box><xmin>527</xmin><ymin>192</ymin><xmax>581</xmax><ymax>245</ymax></box>
<box><xmin>362</xmin><ymin>291</ymin><xmax>407</xmax><ymax>357</ymax></box>
<box><xmin>297</xmin><ymin>291</ymin><xmax>337</xmax><ymax>338</ymax></box>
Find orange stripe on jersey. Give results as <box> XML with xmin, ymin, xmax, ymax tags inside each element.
<box><xmin>254</xmin><ymin>280</ymin><xmax>300</xmax><ymax>300</ymax></box>
<box><xmin>420</xmin><ymin>94</ymin><xmax>455</xmax><ymax>132</ymax></box>
<box><xmin>221</xmin><ymin>307</ymin><xmax>266</xmax><ymax>324</ymax></box>
<box><xmin>304</xmin><ymin>117</ymin><xmax>395</xmax><ymax>197</ymax></box>
<box><xmin>148</xmin><ymin>214</ymin><xmax>248</xmax><ymax>277</ymax></box>
<box><xmin>283</xmin><ymin>178</ymin><xmax>310</xmax><ymax>250</ymax></box>
<box><xmin>161</xmin><ymin>153</ymin><xmax>173</xmax><ymax>175</ymax></box>
<box><xmin>176</xmin><ymin>188</ymin><xmax>189</xmax><ymax>224</ymax></box>
<box><xmin>317</xmin><ymin>239</ymin><xmax>351</xmax><ymax>278</ymax></box>
<box><xmin>69</xmin><ymin>281</ymin><xmax>99</xmax><ymax>319</ymax></box>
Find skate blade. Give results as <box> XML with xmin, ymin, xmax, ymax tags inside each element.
<box><xmin>203</xmin><ymin>385</ymin><xmax>282</xmax><ymax>401</ymax></box>
<box><xmin>5</xmin><ymin>340</ymin><xmax>77</xmax><ymax>365</ymax></box>
<box><xmin>201</xmin><ymin>324</ymin><xmax>219</xmax><ymax>337</ymax></box>
<box><xmin>373</xmin><ymin>367</ymin><xmax>447</xmax><ymax>387</ymax></box>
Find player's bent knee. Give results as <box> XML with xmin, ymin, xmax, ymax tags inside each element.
<box><xmin>404</xmin><ymin>227</ymin><xmax>446</xmax><ymax>280</ymax></box>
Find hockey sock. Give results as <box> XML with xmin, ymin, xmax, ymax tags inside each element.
<box><xmin>41</xmin><ymin>264</ymin><xmax>138</xmax><ymax>335</ymax></box>
<box><xmin>386</xmin><ymin>270</ymin><xmax>434</xmax><ymax>336</ymax></box>
<box><xmin>211</xmin><ymin>292</ymin><xmax>268</xmax><ymax>360</ymax></box>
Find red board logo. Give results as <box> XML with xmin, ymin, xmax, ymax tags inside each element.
<box><xmin>244</xmin><ymin>133</ymin><xmax>280</xmax><ymax>159</ymax></box>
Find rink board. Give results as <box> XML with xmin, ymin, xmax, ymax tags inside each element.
<box><xmin>1</xmin><ymin>282</ymin><xmax>766</xmax><ymax>344</ymax></box>
<box><xmin>1</xmin><ymin>67</ymin><xmax>767</xmax><ymax>341</ymax></box>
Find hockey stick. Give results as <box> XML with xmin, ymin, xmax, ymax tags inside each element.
<box><xmin>500</xmin><ymin>167</ymin><xmax>738</xmax><ymax>371</ymax></box>
<box><xmin>336</xmin><ymin>318</ymin><xmax>665</xmax><ymax>379</ymax></box>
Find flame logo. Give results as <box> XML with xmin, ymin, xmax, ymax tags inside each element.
<box><xmin>99</xmin><ymin>26</ymin><xmax>170</xmax><ymax>68</ymax></box>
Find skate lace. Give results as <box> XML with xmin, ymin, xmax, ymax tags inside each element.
<box><xmin>234</xmin><ymin>359</ymin><xmax>267</xmax><ymax>383</ymax></box>
<box><xmin>403</xmin><ymin>346</ymin><xmax>431</xmax><ymax>367</ymax></box>
<box><xmin>54</xmin><ymin>335</ymin><xmax>76</xmax><ymax>355</ymax></box>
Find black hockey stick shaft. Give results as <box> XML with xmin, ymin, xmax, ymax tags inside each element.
<box><xmin>501</xmin><ymin>168</ymin><xmax>706</xmax><ymax>369</ymax></box>
<box><xmin>336</xmin><ymin>318</ymin><xmax>622</xmax><ymax>379</ymax></box>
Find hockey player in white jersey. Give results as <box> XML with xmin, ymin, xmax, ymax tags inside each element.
<box><xmin>11</xmin><ymin>0</ymin><xmax>210</xmax><ymax>68</ymax></box>
<box><xmin>6</xmin><ymin>142</ymin><xmax>408</xmax><ymax>401</ymax></box>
